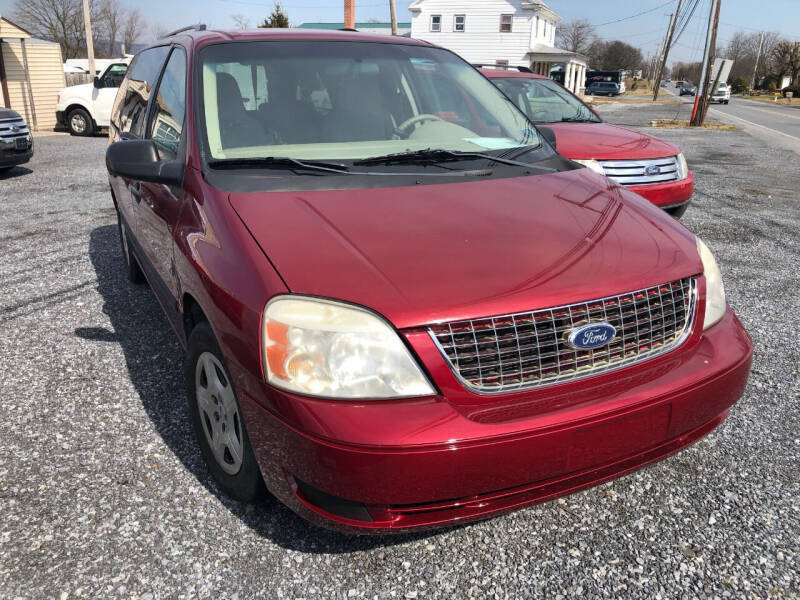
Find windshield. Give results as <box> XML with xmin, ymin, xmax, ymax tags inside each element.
<box><xmin>198</xmin><ymin>41</ymin><xmax>538</xmax><ymax>162</ymax></box>
<box><xmin>491</xmin><ymin>77</ymin><xmax>600</xmax><ymax>123</ymax></box>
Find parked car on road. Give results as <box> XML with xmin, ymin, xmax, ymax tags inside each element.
<box><xmin>674</xmin><ymin>80</ymin><xmax>686</xmax><ymax>88</ymax></box>
<box><xmin>0</xmin><ymin>108</ymin><xmax>33</xmax><ymax>171</ymax></box>
<box><xmin>56</xmin><ymin>60</ymin><xmax>129</xmax><ymax>135</ymax></box>
<box><xmin>482</xmin><ymin>68</ymin><xmax>694</xmax><ymax>217</ymax></box>
<box><xmin>586</xmin><ymin>81</ymin><xmax>621</xmax><ymax>96</ymax></box>
<box><xmin>105</xmin><ymin>27</ymin><xmax>752</xmax><ymax>533</ymax></box>
<box><xmin>679</xmin><ymin>83</ymin><xmax>697</xmax><ymax>96</ymax></box>
<box><xmin>711</xmin><ymin>82</ymin><xmax>731</xmax><ymax>104</ymax></box>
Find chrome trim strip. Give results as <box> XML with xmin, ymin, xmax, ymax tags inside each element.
<box><xmin>428</xmin><ymin>279</ymin><xmax>697</xmax><ymax>396</ymax></box>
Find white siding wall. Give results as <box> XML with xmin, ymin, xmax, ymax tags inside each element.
<box><xmin>410</xmin><ymin>0</ymin><xmax>538</xmax><ymax>66</ymax></box>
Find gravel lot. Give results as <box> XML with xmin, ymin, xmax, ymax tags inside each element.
<box><xmin>1</xmin><ymin>108</ymin><xmax>798</xmax><ymax>599</ymax></box>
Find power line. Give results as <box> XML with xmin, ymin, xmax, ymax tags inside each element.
<box><xmin>593</xmin><ymin>0</ymin><xmax>678</xmax><ymax>28</ymax></box>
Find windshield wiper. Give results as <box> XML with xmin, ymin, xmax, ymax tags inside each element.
<box><xmin>353</xmin><ymin>148</ymin><xmax>555</xmax><ymax>172</ymax></box>
<box><xmin>560</xmin><ymin>116</ymin><xmax>596</xmax><ymax>122</ymax></box>
<box><xmin>208</xmin><ymin>156</ymin><xmax>352</xmax><ymax>174</ymax></box>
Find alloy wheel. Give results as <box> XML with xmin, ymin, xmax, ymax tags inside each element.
<box><xmin>195</xmin><ymin>352</ymin><xmax>243</xmax><ymax>475</ymax></box>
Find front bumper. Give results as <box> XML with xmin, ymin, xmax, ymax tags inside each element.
<box><xmin>238</xmin><ymin>307</ymin><xmax>751</xmax><ymax>532</ymax></box>
<box><xmin>627</xmin><ymin>171</ymin><xmax>694</xmax><ymax>209</ymax></box>
<box><xmin>0</xmin><ymin>136</ymin><xmax>33</xmax><ymax>167</ymax></box>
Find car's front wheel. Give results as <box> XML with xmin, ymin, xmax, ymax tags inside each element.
<box><xmin>186</xmin><ymin>321</ymin><xmax>264</xmax><ymax>502</ymax></box>
<box><xmin>67</xmin><ymin>108</ymin><xmax>94</xmax><ymax>136</ymax></box>
<box><xmin>117</xmin><ymin>212</ymin><xmax>145</xmax><ymax>284</ymax></box>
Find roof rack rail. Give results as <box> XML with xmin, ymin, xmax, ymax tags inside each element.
<box><xmin>472</xmin><ymin>63</ymin><xmax>533</xmax><ymax>74</ymax></box>
<box><xmin>162</xmin><ymin>23</ymin><xmax>207</xmax><ymax>38</ymax></box>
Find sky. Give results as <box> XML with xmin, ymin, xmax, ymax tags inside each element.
<box><xmin>1</xmin><ymin>0</ymin><xmax>798</xmax><ymax>65</ymax></box>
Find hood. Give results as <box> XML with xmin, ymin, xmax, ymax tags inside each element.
<box><xmin>0</xmin><ymin>108</ymin><xmax>21</xmax><ymax>120</ymax></box>
<box><xmin>230</xmin><ymin>170</ymin><xmax>700</xmax><ymax>329</ymax></box>
<box><xmin>60</xmin><ymin>83</ymin><xmax>93</xmax><ymax>96</ymax></box>
<box><xmin>548</xmin><ymin>122</ymin><xmax>681</xmax><ymax>161</ymax></box>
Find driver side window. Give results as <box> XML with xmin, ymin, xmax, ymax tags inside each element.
<box><xmin>101</xmin><ymin>64</ymin><xmax>128</xmax><ymax>88</ymax></box>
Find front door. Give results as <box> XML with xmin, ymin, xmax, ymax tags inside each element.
<box><xmin>136</xmin><ymin>47</ymin><xmax>188</xmax><ymax>314</ymax></box>
<box><xmin>93</xmin><ymin>63</ymin><xmax>129</xmax><ymax>126</ymax></box>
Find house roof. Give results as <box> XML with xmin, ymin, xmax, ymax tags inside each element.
<box><xmin>297</xmin><ymin>22</ymin><xmax>411</xmax><ymax>30</ymax></box>
<box><xmin>0</xmin><ymin>16</ymin><xmax>33</xmax><ymax>39</ymax></box>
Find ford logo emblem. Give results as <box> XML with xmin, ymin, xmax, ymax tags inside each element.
<box><xmin>567</xmin><ymin>322</ymin><xmax>617</xmax><ymax>350</ymax></box>
<box><xmin>645</xmin><ymin>165</ymin><xmax>662</xmax><ymax>176</ymax></box>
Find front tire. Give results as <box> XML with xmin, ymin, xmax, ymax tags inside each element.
<box><xmin>67</xmin><ymin>108</ymin><xmax>94</xmax><ymax>136</ymax></box>
<box><xmin>666</xmin><ymin>203</ymin><xmax>689</xmax><ymax>219</ymax></box>
<box><xmin>186</xmin><ymin>321</ymin><xmax>264</xmax><ymax>503</ymax></box>
<box><xmin>117</xmin><ymin>211</ymin><xmax>145</xmax><ymax>284</ymax></box>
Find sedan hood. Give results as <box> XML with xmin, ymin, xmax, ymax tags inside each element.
<box><xmin>230</xmin><ymin>171</ymin><xmax>700</xmax><ymax>329</ymax></box>
<box><xmin>548</xmin><ymin>122</ymin><xmax>680</xmax><ymax>161</ymax></box>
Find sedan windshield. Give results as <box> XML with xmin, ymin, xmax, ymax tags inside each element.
<box><xmin>491</xmin><ymin>77</ymin><xmax>600</xmax><ymax>124</ymax></box>
<box><xmin>198</xmin><ymin>41</ymin><xmax>539</xmax><ymax>162</ymax></box>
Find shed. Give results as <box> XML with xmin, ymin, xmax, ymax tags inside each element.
<box><xmin>0</xmin><ymin>16</ymin><xmax>66</xmax><ymax>131</ymax></box>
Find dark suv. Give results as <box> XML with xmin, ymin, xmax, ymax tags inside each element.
<box><xmin>105</xmin><ymin>26</ymin><xmax>751</xmax><ymax>533</ymax></box>
<box><xmin>0</xmin><ymin>108</ymin><xmax>33</xmax><ymax>171</ymax></box>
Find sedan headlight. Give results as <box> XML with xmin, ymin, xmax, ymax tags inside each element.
<box><xmin>696</xmin><ymin>237</ymin><xmax>726</xmax><ymax>329</ymax></box>
<box><xmin>572</xmin><ymin>159</ymin><xmax>606</xmax><ymax>176</ymax></box>
<box><xmin>262</xmin><ymin>296</ymin><xmax>435</xmax><ymax>399</ymax></box>
<box><xmin>676</xmin><ymin>152</ymin><xmax>689</xmax><ymax>180</ymax></box>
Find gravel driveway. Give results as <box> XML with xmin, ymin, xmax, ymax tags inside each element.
<box><xmin>1</xmin><ymin>115</ymin><xmax>798</xmax><ymax>599</ymax></box>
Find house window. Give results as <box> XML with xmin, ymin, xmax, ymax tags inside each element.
<box><xmin>500</xmin><ymin>14</ymin><xmax>513</xmax><ymax>33</ymax></box>
<box><xmin>454</xmin><ymin>14</ymin><xmax>466</xmax><ymax>32</ymax></box>
<box><xmin>430</xmin><ymin>14</ymin><xmax>441</xmax><ymax>32</ymax></box>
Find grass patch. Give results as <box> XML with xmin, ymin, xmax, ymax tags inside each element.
<box><xmin>739</xmin><ymin>95</ymin><xmax>800</xmax><ymax>109</ymax></box>
<box><xmin>649</xmin><ymin>119</ymin><xmax>738</xmax><ymax>130</ymax></box>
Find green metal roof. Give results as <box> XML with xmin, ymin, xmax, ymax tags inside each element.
<box><xmin>297</xmin><ymin>22</ymin><xmax>410</xmax><ymax>30</ymax></box>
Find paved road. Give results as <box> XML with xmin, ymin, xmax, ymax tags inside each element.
<box><xmin>659</xmin><ymin>85</ymin><xmax>800</xmax><ymax>154</ymax></box>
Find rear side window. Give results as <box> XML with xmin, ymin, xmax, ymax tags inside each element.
<box><xmin>113</xmin><ymin>46</ymin><xmax>170</xmax><ymax>137</ymax></box>
<box><xmin>149</xmin><ymin>48</ymin><xmax>187</xmax><ymax>160</ymax></box>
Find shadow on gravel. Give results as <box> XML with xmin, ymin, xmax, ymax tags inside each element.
<box><xmin>0</xmin><ymin>166</ymin><xmax>33</xmax><ymax>179</ymax></box>
<box><xmin>85</xmin><ymin>225</ymin><xmax>438</xmax><ymax>553</ymax></box>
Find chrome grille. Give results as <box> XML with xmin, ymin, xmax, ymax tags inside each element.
<box><xmin>598</xmin><ymin>156</ymin><xmax>679</xmax><ymax>186</ymax></box>
<box><xmin>0</xmin><ymin>116</ymin><xmax>30</xmax><ymax>143</ymax></box>
<box><xmin>429</xmin><ymin>278</ymin><xmax>696</xmax><ymax>394</ymax></box>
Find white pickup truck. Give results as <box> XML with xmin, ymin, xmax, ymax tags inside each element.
<box><xmin>711</xmin><ymin>82</ymin><xmax>731</xmax><ymax>104</ymax></box>
<box><xmin>55</xmin><ymin>61</ymin><xmax>129</xmax><ymax>135</ymax></box>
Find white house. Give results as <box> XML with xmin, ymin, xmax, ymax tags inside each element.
<box><xmin>408</xmin><ymin>0</ymin><xmax>587</xmax><ymax>94</ymax></box>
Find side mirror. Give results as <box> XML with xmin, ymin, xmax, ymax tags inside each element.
<box><xmin>536</xmin><ymin>125</ymin><xmax>557</xmax><ymax>150</ymax></box>
<box><xmin>106</xmin><ymin>139</ymin><xmax>184</xmax><ymax>185</ymax></box>
<box><xmin>93</xmin><ymin>76</ymin><xmax>102</xmax><ymax>88</ymax></box>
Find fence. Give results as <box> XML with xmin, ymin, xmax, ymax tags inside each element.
<box><xmin>65</xmin><ymin>72</ymin><xmax>92</xmax><ymax>87</ymax></box>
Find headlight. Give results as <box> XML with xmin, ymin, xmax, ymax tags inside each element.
<box><xmin>696</xmin><ymin>237</ymin><xmax>726</xmax><ymax>329</ymax></box>
<box><xmin>572</xmin><ymin>159</ymin><xmax>606</xmax><ymax>176</ymax></box>
<box><xmin>262</xmin><ymin>296</ymin><xmax>435</xmax><ymax>399</ymax></box>
<box><xmin>676</xmin><ymin>152</ymin><xmax>689</xmax><ymax>180</ymax></box>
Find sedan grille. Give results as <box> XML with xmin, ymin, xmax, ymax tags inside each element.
<box><xmin>598</xmin><ymin>156</ymin><xmax>680</xmax><ymax>186</ymax></box>
<box><xmin>429</xmin><ymin>278</ymin><xmax>696</xmax><ymax>394</ymax></box>
<box><xmin>0</xmin><ymin>116</ymin><xmax>30</xmax><ymax>143</ymax></box>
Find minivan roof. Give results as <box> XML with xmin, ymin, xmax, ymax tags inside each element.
<box><xmin>158</xmin><ymin>27</ymin><xmax>431</xmax><ymax>48</ymax></box>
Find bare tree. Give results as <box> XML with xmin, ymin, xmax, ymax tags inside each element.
<box><xmin>122</xmin><ymin>8</ymin><xmax>145</xmax><ymax>51</ymax></box>
<box><xmin>555</xmin><ymin>19</ymin><xmax>597</xmax><ymax>54</ymax></box>
<box><xmin>11</xmin><ymin>0</ymin><xmax>97</xmax><ymax>59</ymax></box>
<box><xmin>771</xmin><ymin>40</ymin><xmax>800</xmax><ymax>84</ymax></box>
<box><xmin>150</xmin><ymin>22</ymin><xmax>171</xmax><ymax>41</ymax></box>
<box><xmin>98</xmin><ymin>0</ymin><xmax>122</xmax><ymax>56</ymax></box>
<box><xmin>232</xmin><ymin>13</ymin><xmax>250</xmax><ymax>29</ymax></box>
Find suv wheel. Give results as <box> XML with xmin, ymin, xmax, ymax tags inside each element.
<box><xmin>68</xmin><ymin>108</ymin><xmax>94</xmax><ymax>136</ymax></box>
<box><xmin>186</xmin><ymin>322</ymin><xmax>264</xmax><ymax>502</ymax></box>
<box><xmin>117</xmin><ymin>211</ymin><xmax>145</xmax><ymax>283</ymax></box>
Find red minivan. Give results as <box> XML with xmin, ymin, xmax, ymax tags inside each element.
<box><xmin>105</xmin><ymin>27</ymin><xmax>751</xmax><ymax>532</ymax></box>
<box><xmin>481</xmin><ymin>68</ymin><xmax>694</xmax><ymax>218</ymax></box>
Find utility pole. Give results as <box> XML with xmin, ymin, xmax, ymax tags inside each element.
<box><xmin>653</xmin><ymin>0</ymin><xmax>683</xmax><ymax>101</ymax></box>
<box><xmin>751</xmin><ymin>31</ymin><xmax>764</xmax><ymax>89</ymax></box>
<box><xmin>691</xmin><ymin>0</ymin><xmax>721</xmax><ymax>126</ymax></box>
<box><xmin>81</xmin><ymin>0</ymin><xmax>95</xmax><ymax>81</ymax></box>
<box><xmin>652</xmin><ymin>14</ymin><xmax>671</xmax><ymax>99</ymax></box>
<box><xmin>389</xmin><ymin>0</ymin><xmax>397</xmax><ymax>35</ymax></box>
